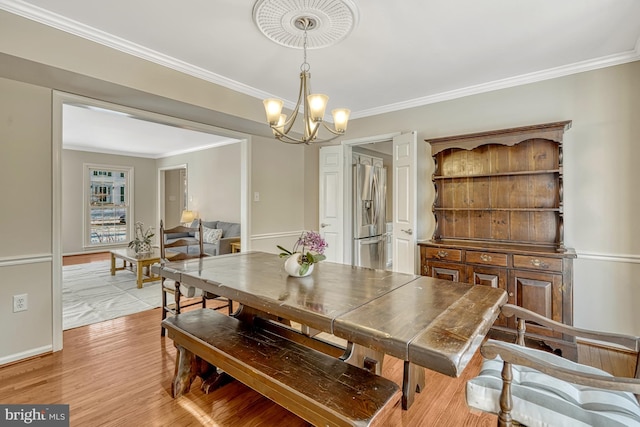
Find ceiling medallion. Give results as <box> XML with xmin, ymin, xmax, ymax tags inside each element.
<box><xmin>252</xmin><ymin>0</ymin><xmax>359</xmax><ymax>49</ymax></box>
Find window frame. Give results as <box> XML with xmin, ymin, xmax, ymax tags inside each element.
<box><xmin>83</xmin><ymin>163</ymin><xmax>134</xmax><ymax>248</ymax></box>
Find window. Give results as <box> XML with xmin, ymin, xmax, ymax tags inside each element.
<box><xmin>85</xmin><ymin>164</ymin><xmax>133</xmax><ymax>247</ymax></box>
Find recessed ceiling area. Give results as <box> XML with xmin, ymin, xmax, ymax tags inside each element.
<box><xmin>62</xmin><ymin>104</ymin><xmax>240</xmax><ymax>159</ymax></box>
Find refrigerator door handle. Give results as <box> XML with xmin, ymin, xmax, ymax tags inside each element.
<box><xmin>372</xmin><ymin>171</ymin><xmax>379</xmax><ymax>227</ymax></box>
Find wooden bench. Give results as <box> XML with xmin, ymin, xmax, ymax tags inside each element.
<box><xmin>162</xmin><ymin>308</ymin><xmax>401</xmax><ymax>427</ymax></box>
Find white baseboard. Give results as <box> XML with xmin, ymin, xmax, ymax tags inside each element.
<box><xmin>0</xmin><ymin>345</ymin><xmax>52</xmax><ymax>368</ymax></box>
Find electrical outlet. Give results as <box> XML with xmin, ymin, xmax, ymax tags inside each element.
<box><xmin>254</xmin><ymin>192</ymin><xmax>260</xmax><ymax>202</ymax></box>
<box><xmin>13</xmin><ymin>294</ymin><xmax>28</xmax><ymax>312</ymax></box>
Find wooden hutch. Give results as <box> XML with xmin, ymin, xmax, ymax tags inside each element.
<box><xmin>419</xmin><ymin>121</ymin><xmax>577</xmax><ymax>358</ymax></box>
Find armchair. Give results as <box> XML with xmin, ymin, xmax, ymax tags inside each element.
<box><xmin>466</xmin><ymin>304</ymin><xmax>640</xmax><ymax>427</ymax></box>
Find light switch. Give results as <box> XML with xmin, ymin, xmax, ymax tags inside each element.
<box><xmin>254</xmin><ymin>192</ymin><xmax>260</xmax><ymax>202</ymax></box>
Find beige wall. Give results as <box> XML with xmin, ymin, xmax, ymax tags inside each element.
<box><xmin>156</xmin><ymin>143</ymin><xmax>243</xmax><ymax>224</ymax></box>
<box><xmin>0</xmin><ymin>77</ymin><xmax>53</xmax><ymax>361</ymax></box>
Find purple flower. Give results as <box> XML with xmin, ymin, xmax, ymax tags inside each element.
<box><xmin>296</xmin><ymin>231</ymin><xmax>327</xmax><ymax>255</ymax></box>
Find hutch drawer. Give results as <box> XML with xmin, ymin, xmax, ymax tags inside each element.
<box><xmin>466</xmin><ymin>251</ymin><xmax>508</xmax><ymax>267</ymax></box>
<box><xmin>422</xmin><ymin>247</ymin><xmax>462</xmax><ymax>262</ymax></box>
<box><xmin>513</xmin><ymin>255</ymin><xmax>563</xmax><ymax>272</ymax></box>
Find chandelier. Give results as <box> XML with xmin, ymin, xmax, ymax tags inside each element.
<box><xmin>253</xmin><ymin>0</ymin><xmax>359</xmax><ymax>145</ymax></box>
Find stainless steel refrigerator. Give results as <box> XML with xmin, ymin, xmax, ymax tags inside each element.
<box><xmin>353</xmin><ymin>163</ymin><xmax>387</xmax><ymax>269</ymax></box>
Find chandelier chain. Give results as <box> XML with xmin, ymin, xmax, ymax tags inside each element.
<box><xmin>300</xmin><ymin>20</ymin><xmax>310</xmax><ymax>73</ymax></box>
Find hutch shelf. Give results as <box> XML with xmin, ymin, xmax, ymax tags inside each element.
<box><xmin>419</xmin><ymin>121</ymin><xmax>577</xmax><ymax>358</ymax></box>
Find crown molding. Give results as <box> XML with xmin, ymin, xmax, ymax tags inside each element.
<box><xmin>351</xmin><ymin>44</ymin><xmax>640</xmax><ymax>119</ymax></box>
<box><xmin>2</xmin><ymin>0</ymin><xmax>639</xmax><ymax>120</ymax></box>
<box><xmin>64</xmin><ymin>139</ymin><xmax>238</xmax><ymax>160</ymax></box>
<box><xmin>0</xmin><ymin>0</ymin><xmax>274</xmax><ymax>101</ymax></box>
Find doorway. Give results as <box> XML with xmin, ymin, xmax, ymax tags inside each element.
<box><xmin>53</xmin><ymin>91</ymin><xmax>252</xmax><ymax>351</ymax></box>
<box><xmin>352</xmin><ymin>142</ymin><xmax>393</xmax><ymax>271</ymax></box>
<box><xmin>342</xmin><ymin>132</ymin><xmax>418</xmax><ymax>274</ymax></box>
<box><xmin>160</xmin><ymin>166</ymin><xmax>188</xmax><ymax>229</ymax></box>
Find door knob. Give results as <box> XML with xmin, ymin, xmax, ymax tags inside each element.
<box><xmin>321</xmin><ymin>223</ymin><xmax>330</xmax><ymax>228</ymax></box>
<box><xmin>401</xmin><ymin>228</ymin><xmax>413</xmax><ymax>235</ymax></box>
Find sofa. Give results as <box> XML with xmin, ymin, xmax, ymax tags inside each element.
<box><xmin>164</xmin><ymin>220</ymin><xmax>240</xmax><ymax>256</ymax></box>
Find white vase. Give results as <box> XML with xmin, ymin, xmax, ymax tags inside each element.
<box><xmin>136</xmin><ymin>241</ymin><xmax>152</xmax><ymax>254</ymax></box>
<box><xmin>284</xmin><ymin>253</ymin><xmax>314</xmax><ymax>277</ymax></box>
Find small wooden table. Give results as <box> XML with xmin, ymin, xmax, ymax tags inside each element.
<box><xmin>230</xmin><ymin>241</ymin><xmax>241</xmax><ymax>253</ymax></box>
<box><xmin>110</xmin><ymin>248</ymin><xmax>161</xmax><ymax>288</ymax></box>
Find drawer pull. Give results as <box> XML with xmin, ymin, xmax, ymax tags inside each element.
<box><xmin>436</xmin><ymin>250</ymin><xmax>449</xmax><ymax>258</ymax></box>
<box><xmin>480</xmin><ymin>254</ymin><xmax>492</xmax><ymax>262</ymax></box>
<box><xmin>531</xmin><ymin>258</ymin><xmax>549</xmax><ymax>268</ymax></box>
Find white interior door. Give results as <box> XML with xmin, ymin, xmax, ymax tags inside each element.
<box><xmin>392</xmin><ymin>132</ymin><xmax>417</xmax><ymax>274</ymax></box>
<box><xmin>319</xmin><ymin>145</ymin><xmax>344</xmax><ymax>263</ymax></box>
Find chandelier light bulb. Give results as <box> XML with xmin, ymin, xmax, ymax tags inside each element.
<box><xmin>332</xmin><ymin>108</ymin><xmax>351</xmax><ymax>132</ymax></box>
<box><xmin>274</xmin><ymin>114</ymin><xmax>286</xmax><ymax>135</ymax></box>
<box><xmin>263</xmin><ymin>98</ymin><xmax>284</xmax><ymax>125</ymax></box>
<box><xmin>307</xmin><ymin>94</ymin><xmax>328</xmax><ymax>122</ymax></box>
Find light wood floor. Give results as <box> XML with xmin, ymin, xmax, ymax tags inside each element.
<box><xmin>4</xmin><ymin>254</ymin><xmax>626</xmax><ymax>425</ymax></box>
<box><xmin>63</xmin><ymin>251</ymin><xmax>111</xmax><ymax>266</ymax></box>
<box><xmin>0</xmin><ymin>306</ymin><xmax>498</xmax><ymax>426</ymax></box>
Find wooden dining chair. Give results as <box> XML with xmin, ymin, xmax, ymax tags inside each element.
<box><xmin>159</xmin><ymin>219</ymin><xmax>232</xmax><ymax>337</ymax></box>
<box><xmin>466</xmin><ymin>304</ymin><xmax>640</xmax><ymax>426</ymax></box>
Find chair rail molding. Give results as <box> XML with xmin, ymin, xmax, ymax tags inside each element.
<box><xmin>0</xmin><ymin>254</ymin><xmax>53</xmax><ymax>267</ymax></box>
<box><xmin>576</xmin><ymin>250</ymin><xmax>640</xmax><ymax>264</ymax></box>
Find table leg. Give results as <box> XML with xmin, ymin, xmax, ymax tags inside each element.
<box><xmin>402</xmin><ymin>362</ymin><xmax>425</xmax><ymax>410</ymax></box>
<box><xmin>342</xmin><ymin>343</ymin><xmax>384</xmax><ymax>376</ymax></box>
<box><xmin>136</xmin><ymin>261</ymin><xmax>143</xmax><ymax>288</ymax></box>
<box><xmin>110</xmin><ymin>253</ymin><xmax>116</xmax><ymax>276</ymax></box>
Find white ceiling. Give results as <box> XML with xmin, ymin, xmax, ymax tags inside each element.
<box><xmin>62</xmin><ymin>104</ymin><xmax>239</xmax><ymax>159</ymax></box>
<box><xmin>3</xmin><ymin>0</ymin><xmax>640</xmax><ymax>157</ymax></box>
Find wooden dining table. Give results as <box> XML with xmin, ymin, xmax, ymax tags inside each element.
<box><xmin>153</xmin><ymin>251</ymin><xmax>507</xmax><ymax>409</ymax></box>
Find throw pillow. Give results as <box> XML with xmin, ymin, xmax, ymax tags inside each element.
<box><xmin>202</xmin><ymin>227</ymin><xmax>223</xmax><ymax>244</ymax></box>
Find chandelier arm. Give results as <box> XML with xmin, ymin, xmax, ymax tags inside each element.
<box><xmin>270</xmin><ymin>127</ymin><xmax>310</xmax><ymax>144</ymax></box>
<box><xmin>269</xmin><ymin>124</ymin><xmax>342</xmax><ymax>144</ymax></box>
<box><xmin>307</xmin><ymin>121</ymin><xmax>320</xmax><ymax>141</ymax></box>
<box><xmin>281</xmin><ymin>72</ymin><xmax>307</xmax><ymax>134</ymax></box>
<box><xmin>319</xmin><ymin>121</ymin><xmax>345</xmax><ymax>136</ymax></box>
<box><xmin>301</xmin><ymin>71</ymin><xmax>313</xmax><ymax>141</ymax></box>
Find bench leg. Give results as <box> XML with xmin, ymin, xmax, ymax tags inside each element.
<box><xmin>402</xmin><ymin>362</ymin><xmax>425</xmax><ymax>410</ymax></box>
<box><xmin>200</xmin><ymin>369</ymin><xmax>233</xmax><ymax>394</ymax></box>
<box><xmin>172</xmin><ymin>345</ymin><xmax>199</xmax><ymax>397</ymax></box>
<box><xmin>172</xmin><ymin>344</ymin><xmax>233</xmax><ymax>397</ymax></box>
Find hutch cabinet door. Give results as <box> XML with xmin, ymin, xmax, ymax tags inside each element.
<box><xmin>466</xmin><ymin>265</ymin><xmax>509</xmax><ymax>327</ymax></box>
<box><xmin>425</xmin><ymin>261</ymin><xmax>466</xmax><ymax>282</ymax></box>
<box><xmin>509</xmin><ymin>269</ymin><xmax>564</xmax><ymax>339</ymax></box>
